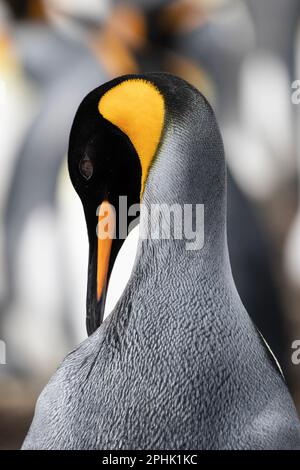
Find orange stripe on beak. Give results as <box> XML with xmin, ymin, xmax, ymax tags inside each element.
<box><xmin>97</xmin><ymin>201</ymin><xmax>115</xmax><ymax>301</ymax></box>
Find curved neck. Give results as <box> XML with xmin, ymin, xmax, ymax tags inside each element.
<box><xmin>140</xmin><ymin>85</ymin><xmax>227</xmax><ymax>260</ymax></box>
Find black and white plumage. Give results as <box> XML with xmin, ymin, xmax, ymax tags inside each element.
<box><xmin>22</xmin><ymin>73</ymin><xmax>300</xmax><ymax>449</ymax></box>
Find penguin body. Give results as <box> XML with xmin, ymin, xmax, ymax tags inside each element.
<box><xmin>23</xmin><ymin>258</ymin><xmax>300</xmax><ymax>449</ymax></box>
<box><xmin>23</xmin><ymin>73</ymin><xmax>300</xmax><ymax>449</ymax></box>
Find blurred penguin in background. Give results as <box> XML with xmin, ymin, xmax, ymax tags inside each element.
<box><xmin>0</xmin><ymin>0</ymin><xmax>37</xmax><ymax>372</ymax></box>
<box><xmin>9</xmin><ymin>0</ymin><xmax>93</xmax><ymax>92</ymax></box>
<box><xmin>241</xmin><ymin>0</ymin><xmax>300</xmax><ymax>198</ymax></box>
<box><xmin>108</xmin><ymin>0</ymin><xmax>290</xmax><ymax>371</ymax></box>
<box><xmin>283</xmin><ymin>2</ymin><xmax>300</xmax><ymax>290</ymax></box>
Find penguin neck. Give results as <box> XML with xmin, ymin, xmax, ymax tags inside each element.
<box><xmin>139</xmin><ymin>122</ymin><xmax>228</xmax><ymax>266</ymax></box>
<box><xmin>134</xmin><ymin>230</ymin><xmax>232</xmax><ymax>299</ymax></box>
<box><xmin>138</xmin><ymin>188</ymin><xmax>229</xmax><ymax>278</ymax></box>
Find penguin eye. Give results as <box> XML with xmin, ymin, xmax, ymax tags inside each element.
<box><xmin>79</xmin><ymin>156</ymin><xmax>93</xmax><ymax>180</ymax></box>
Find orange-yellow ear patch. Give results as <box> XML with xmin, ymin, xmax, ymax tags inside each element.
<box><xmin>98</xmin><ymin>79</ymin><xmax>165</xmax><ymax>195</ymax></box>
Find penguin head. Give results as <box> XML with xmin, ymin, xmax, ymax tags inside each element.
<box><xmin>68</xmin><ymin>73</ymin><xmax>226</xmax><ymax>335</ymax></box>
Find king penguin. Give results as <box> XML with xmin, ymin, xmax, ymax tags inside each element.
<box><xmin>22</xmin><ymin>73</ymin><xmax>300</xmax><ymax>449</ymax></box>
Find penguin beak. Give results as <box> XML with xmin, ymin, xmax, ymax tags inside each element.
<box><xmin>96</xmin><ymin>201</ymin><xmax>114</xmax><ymax>303</ymax></box>
<box><xmin>86</xmin><ymin>199</ymin><xmax>124</xmax><ymax>336</ymax></box>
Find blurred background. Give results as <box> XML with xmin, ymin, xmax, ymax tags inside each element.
<box><xmin>1</xmin><ymin>0</ymin><xmax>300</xmax><ymax>449</ymax></box>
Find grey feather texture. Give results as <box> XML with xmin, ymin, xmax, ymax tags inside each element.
<box><xmin>22</xmin><ymin>73</ymin><xmax>300</xmax><ymax>449</ymax></box>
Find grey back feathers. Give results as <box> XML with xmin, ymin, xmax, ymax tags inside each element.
<box><xmin>22</xmin><ymin>73</ymin><xmax>300</xmax><ymax>449</ymax></box>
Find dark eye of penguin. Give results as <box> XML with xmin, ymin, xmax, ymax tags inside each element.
<box><xmin>79</xmin><ymin>155</ymin><xmax>93</xmax><ymax>180</ymax></box>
